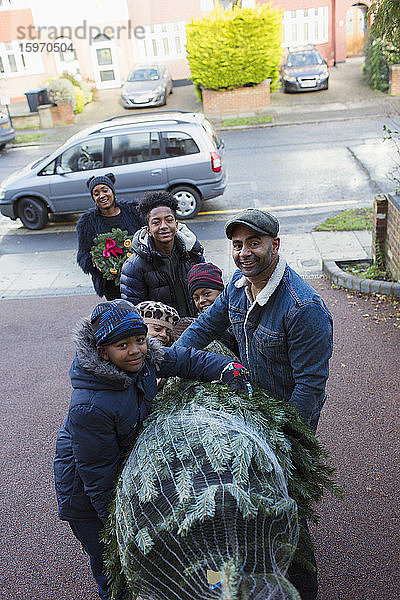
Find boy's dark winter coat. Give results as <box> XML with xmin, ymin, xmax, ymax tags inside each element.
<box><xmin>76</xmin><ymin>200</ymin><xmax>144</xmax><ymax>298</ymax></box>
<box><xmin>120</xmin><ymin>225</ymin><xmax>205</xmax><ymax>316</ymax></box>
<box><xmin>54</xmin><ymin>319</ymin><xmax>231</xmax><ymax>524</ymax></box>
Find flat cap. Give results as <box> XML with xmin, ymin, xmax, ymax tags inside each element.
<box><xmin>225</xmin><ymin>208</ymin><xmax>279</xmax><ymax>239</ymax></box>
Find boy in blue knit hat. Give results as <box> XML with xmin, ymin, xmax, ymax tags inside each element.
<box><xmin>54</xmin><ymin>299</ymin><xmax>251</xmax><ymax>600</ymax></box>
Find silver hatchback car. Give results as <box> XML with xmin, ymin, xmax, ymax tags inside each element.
<box><xmin>0</xmin><ymin>111</ymin><xmax>227</xmax><ymax>229</ymax></box>
<box><xmin>0</xmin><ymin>110</ymin><xmax>15</xmax><ymax>150</ymax></box>
<box><xmin>121</xmin><ymin>64</ymin><xmax>173</xmax><ymax>108</ymax></box>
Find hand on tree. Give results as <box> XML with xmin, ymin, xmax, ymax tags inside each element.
<box><xmin>220</xmin><ymin>362</ymin><xmax>253</xmax><ymax>398</ymax></box>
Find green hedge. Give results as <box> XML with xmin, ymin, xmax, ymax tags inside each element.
<box><xmin>364</xmin><ymin>28</ymin><xmax>400</xmax><ymax>92</ymax></box>
<box><xmin>186</xmin><ymin>4</ymin><xmax>283</xmax><ymax>91</ymax></box>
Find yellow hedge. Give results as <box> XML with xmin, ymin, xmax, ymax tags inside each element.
<box><xmin>186</xmin><ymin>4</ymin><xmax>283</xmax><ymax>91</ymax></box>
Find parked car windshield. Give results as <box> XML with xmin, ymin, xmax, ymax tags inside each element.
<box><xmin>287</xmin><ymin>51</ymin><xmax>323</xmax><ymax>67</ymax></box>
<box><xmin>128</xmin><ymin>69</ymin><xmax>160</xmax><ymax>81</ymax></box>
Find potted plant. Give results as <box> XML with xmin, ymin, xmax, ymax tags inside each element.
<box><xmin>47</xmin><ymin>78</ymin><xmax>76</xmax><ymax>124</ymax></box>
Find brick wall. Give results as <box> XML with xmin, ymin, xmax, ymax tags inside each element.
<box><xmin>202</xmin><ymin>80</ymin><xmax>270</xmax><ymax>117</ymax></box>
<box><xmin>386</xmin><ymin>194</ymin><xmax>400</xmax><ymax>279</ymax></box>
<box><xmin>389</xmin><ymin>65</ymin><xmax>400</xmax><ymax>96</ymax></box>
<box><xmin>373</xmin><ymin>193</ymin><xmax>400</xmax><ymax>281</ymax></box>
<box><xmin>372</xmin><ymin>194</ymin><xmax>388</xmax><ymax>262</ymax></box>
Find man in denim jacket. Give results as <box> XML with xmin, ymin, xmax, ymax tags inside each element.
<box><xmin>174</xmin><ymin>207</ymin><xmax>333</xmax><ymax>431</ymax></box>
<box><xmin>173</xmin><ymin>208</ymin><xmax>333</xmax><ymax>599</ymax></box>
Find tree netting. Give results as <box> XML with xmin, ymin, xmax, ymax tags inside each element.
<box><xmin>104</xmin><ymin>343</ymin><xmax>340</xmax><ymax>600</ymax></box>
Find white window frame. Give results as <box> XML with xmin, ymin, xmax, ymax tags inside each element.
<box><xmin>200</xmin><ymin>0</ymin><xmax>213</xmax><ymax>10</ymax></box>
<box><xmin>54</xmin><ymin>37</ymin><xmax>80</xmax><ymax>77</ymax></box>
<box><xmin>282</xmin><ymin>6</ymin><xmax>329</xmax><ymax>48</ymax></box>
<box><xmin>132</xmin><ymin>22</ymin><xmax>187</xmax><ymax>62</ymax></box>
<box><xmin>0</xmin><ymin>40</ymin><xmax>43</xmax><ymax>78</ymax></box>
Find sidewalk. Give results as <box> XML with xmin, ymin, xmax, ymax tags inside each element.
<box><xmin>0</xmin><ymin>227</ymin><xmax>372</xmax><ymax>299</ymax></box>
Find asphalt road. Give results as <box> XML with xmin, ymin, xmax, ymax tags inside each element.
<box><xmin>1</xmin><ymin>117</ymin><xmax>399</xmax><ymax>243</ymax></box>
<box><xmin>1</xmin><ymin>280</ymin><xmax>399</xmax><ymax>600</ymax></box>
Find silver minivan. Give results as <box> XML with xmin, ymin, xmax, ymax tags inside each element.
<box><xmin>0</xmin><ymin>111</ymin><xmax>227</xmax><ymax>229</ymax></box>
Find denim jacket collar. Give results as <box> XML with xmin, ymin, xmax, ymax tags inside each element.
<box><xmin>234</xmin><ymin>255</ymin><xmax>287</xmax><ymax>307</ymax></box>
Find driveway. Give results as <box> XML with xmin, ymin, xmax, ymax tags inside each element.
<box><xmin>0</xmin><ymin>280</ymin><xmax>399</xmax><ymax>599</ymax></box>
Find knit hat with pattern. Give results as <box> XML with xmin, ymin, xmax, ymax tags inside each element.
<box><xmin>135</xmin><ymin>301</ymin><xmax>180</xmax><ymax>332</ymax></box>
<box><xmin>91</xmin><ymin>300</ymin><xmax>147</xmax><ymax>346</ymax></box>
<box><xmin>187</xmin><ymin>262</ymin><xmax>224</xmax><ymax>298</ymax></box>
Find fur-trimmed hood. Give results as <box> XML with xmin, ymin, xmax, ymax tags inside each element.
<box><xmin>72</xmin><ymin>318</ymin><xmax>165</xmax><ymax>389</ymax></box>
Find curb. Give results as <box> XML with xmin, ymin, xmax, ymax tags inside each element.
<box><xmin>0</xmin><ymin>285</ymin><xmax>93</xmax><ymax>300</ymax></box>
<box><xmin>214</xmin><ymin>112</ymin><xmax>393</xmax><ymax>132</ymax></box>
<box><xmin>322</xmin><ymin>259</ymin><xmax>400</xmax><ymax>297</ymax></box>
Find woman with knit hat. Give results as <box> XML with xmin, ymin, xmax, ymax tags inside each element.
<box><xmin>76</xmin><ymin>173</ymin><xmax>144</xmax><ymax>300</ymax></box>
<box><xmin>54</xmin><ymin>299</ymin><xmax>251</xmax><ymax>599</ymax></box>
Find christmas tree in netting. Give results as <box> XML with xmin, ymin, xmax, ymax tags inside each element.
<box><xmin>104</xmin><ymin>344</ymin><xmax>340</xmax><ymax>600</ymax></box>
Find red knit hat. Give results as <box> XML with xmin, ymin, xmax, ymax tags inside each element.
<box><xmin>187</xmin><ymin>263</ymin><xmax>224</xmax><ymax>297</ymax></box>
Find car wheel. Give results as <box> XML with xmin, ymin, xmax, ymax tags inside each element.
<box><xmin>172</xmin><ymin>186</ymin><xmax>202</xmax><ymax>220</ymax></box>
<box><xmin>18</xmin><ymin>198</ymin><xmax>48</xmax><ymax>230</ymax></box>
<box><xmin>0</xmin><ymin>143</ymin><xmax>6</xmax><ymax>151</ymax></box>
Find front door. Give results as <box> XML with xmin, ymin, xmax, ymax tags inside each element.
<box><xmin>91</xmin><ymin>34</ymin><xmax>120</xmax><ymax>89</ymax></box>
<box><xmin>346</xmin><ymin>5</ymin><xmax>368</xmax><ymax>56</ymax></box>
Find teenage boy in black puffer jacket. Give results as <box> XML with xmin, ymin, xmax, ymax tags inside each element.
<box><xmin>54</xmin><ymin>300</ymin><xmax>251</xmax><ymax>600</ymax></box>
<box><xmin>120</xmin><ymin>191</ymin><xmax>205</xmax><ymax>317</ymax></box>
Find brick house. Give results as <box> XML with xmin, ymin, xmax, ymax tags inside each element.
<box><xmin>1</xmin><ymin>0</ymin><xmax>371</xmax><ymax>102</ymax></box>
<box><xmin>264</xmin><ymin>0</ymin><xmax>372</xmax><ymax>66</ymax></box>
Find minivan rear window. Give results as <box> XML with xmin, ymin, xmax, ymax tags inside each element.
<box><xmin>162</xmin><ymin>131</ymin><xmax>199</xmax><ymax>157</ymax></box>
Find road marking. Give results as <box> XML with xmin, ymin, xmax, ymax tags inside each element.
<box><xmin>198</xmin><ymin>199</ymin><xmax>360</xmax><ymax>216</ymax></box>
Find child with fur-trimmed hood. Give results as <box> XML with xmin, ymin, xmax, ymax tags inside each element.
<box><xmin>54</xmin><ymin>300</ymin><xmax>251</xmax><ymax>599</ymax></box>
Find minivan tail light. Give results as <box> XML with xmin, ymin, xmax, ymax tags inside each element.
<box><xmin>210</xmin><ymin>151</ymin><xmax>222</xmax><ymax>173</ymax></box>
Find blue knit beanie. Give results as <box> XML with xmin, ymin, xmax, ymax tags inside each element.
<box><xmin>90</xmin><ymin>300</ymin><xmax>148</xmax><ymax>347</ymax></box>
<box><xmin>86</xmin><ymin>172</ymin><xmax>116</xmax><ymax>199</ymax></box>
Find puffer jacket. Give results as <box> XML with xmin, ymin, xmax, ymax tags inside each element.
<box><xmin>120</xmin><ymin>224</ymin><xmax>205</xmax><ymax>316</ymax></box>
<box><xmin>174</xmin><ymin>256</ymin><xmax>333</xmax><ymax>429</ymax></box>
<box><xmin>54</xmin><ymin>319</ymin><xmax>231</xmax><ymax>524</ymax></box>
<box><xmin>76</xmin><ymin>200</ymin><xmax>144</xmax><ymax>297</ymax></box>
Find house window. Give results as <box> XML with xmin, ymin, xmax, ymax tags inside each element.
<box><xmin>200</xmin><ymin>0</ymin><xmax>214</xmax><ymax>10</ymax></box>
<box><xmin>0</xmin><ymin>40</ymin><xmax>43</xmax><ymax>78</ymax></box>
<box><xmin>283</xmin><ymin>6</ymin><xmax>329</xmax><ymax>47</ymax></box>
<box><xmin>132</xmin><ymin>22</ymin><xmax>187</xmax><ymax>61</ymax></box>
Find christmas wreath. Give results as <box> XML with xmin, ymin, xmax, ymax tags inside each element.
<box><xmin>90</xmin><ymin>228</ymin><xmax>134</xmax><ymax>285</ymax></box>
